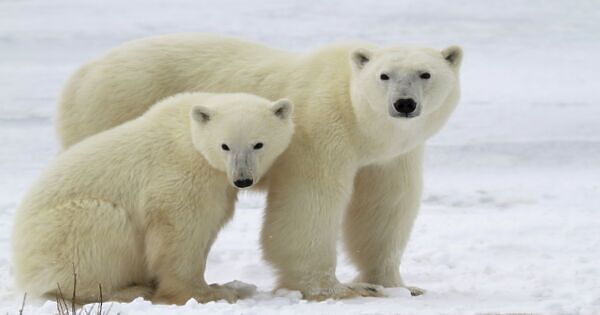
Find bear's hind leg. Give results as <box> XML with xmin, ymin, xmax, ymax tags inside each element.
<box><xmin>19</xmin><ymin>199</ymin><xmax>148</xmax><ymax>303</ymax></box>
<box><xmin>107</xmin><ymin>284</ymin><xmax>155</xmax><ymax>303</ymax></box>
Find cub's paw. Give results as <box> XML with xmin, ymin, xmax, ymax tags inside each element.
<box><xmin>154</xmin><ymin>285</ymin><xmax>240</xmax><ymax>305</ymax></box>
<box><xmin>218</xmin><ymin>280</ymin><xmax>257</xmax><ymax>299</ymax></box>
<box><xmin>197</xmin><ymin>284</ymin><xmax>239</xmax><ymax>303</ymax></box>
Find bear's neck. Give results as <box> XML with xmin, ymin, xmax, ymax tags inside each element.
<box><xmin>155</xmin><ymin>103</ymin><xmax>211</xmax><ymax>168</ymax></box>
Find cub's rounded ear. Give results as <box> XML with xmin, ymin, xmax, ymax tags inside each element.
<box><xmin>350</xmin><ymin>48</ymin><xmax>373</xmax><ymax>70</ymax></box>
<box><xmin>272</xmin><ymin>98</ymin><xmax>294</xmax><ymax>120</ymax></box>
<box><xmin>442</xmin><ymin>45</ymin><xmax>463</xmax><ymax>68</ymax></box>
<box><xmin>191</xmin><ymin>105</ymin><xmax>212</xmax><ymax>123</ymax></box>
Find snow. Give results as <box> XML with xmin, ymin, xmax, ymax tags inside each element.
<box><xmin>1</xmin><ymin>0</ymin><xmax>599</xmax><ymax>314</ymax></box>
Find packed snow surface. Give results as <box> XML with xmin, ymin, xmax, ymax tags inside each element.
<box><xmin>0</xmin><ymin>0</ymin><xmax>599</xmax><ymax>314</ymax></box>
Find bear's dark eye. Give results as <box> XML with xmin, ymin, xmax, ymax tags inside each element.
<box><xmin>420</xmin><ymin>72</ymin><xmax>431</xmax><ymax>80</ymax></box>
<box><xmin>254</xmin><ymin>142</ymin><xmax>264</xmax><ymax>150</ymax></box>
<box><xmin>380</xmin><ymin>73</ymin><xmax>390</xmax><ymax>81</ymax></box>
<box><xmin>221</xmin><ymin>144</ymin><xmax>230</xmax><ymax>151</ymax></box>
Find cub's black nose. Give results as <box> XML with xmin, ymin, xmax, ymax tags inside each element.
<box><xmin>234</xmin><ymin>179</ymin><xmax>253</xmax><ymax>188</ymax></box>
<box><xmin>393</xmin><ymin>98</ymin><xmax>417</xmax><ymax>114</ymax></box>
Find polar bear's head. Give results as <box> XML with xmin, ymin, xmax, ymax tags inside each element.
<box><xmin>190</xmin><ymin>94</ymin><xmax>294</xmax><ymax>189</ymax></box>
<box><xmin>349</xmin><ymin>45</ymin><xmax>462</xmax><ymax>120</ymax></box>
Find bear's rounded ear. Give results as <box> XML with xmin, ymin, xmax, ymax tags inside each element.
<box><xmin>350</xmin><ymin>48</ymin><xmax>373</xmax><ymax>70</ymax></box>
<box><xmin>191</xmin><ymin>105</ymin><xmax>212</xmax><ymax>123</ymax></box>
<box><xmin>442</xmin><ymin>45</ymin><xmax>463</xmax><ymax>68</ymax></box>
<box><xmin>272</xmin><ymin>98</ymin><xmax>294</xmax><ymax>120</ymax></box>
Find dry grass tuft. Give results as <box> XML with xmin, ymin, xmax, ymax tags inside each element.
<box><xmin>54</xmin><ymin>268</ymin><xmax>114</xmax><ymax>315</ymax></box>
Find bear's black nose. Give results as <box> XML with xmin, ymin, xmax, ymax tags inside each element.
<box><xmin>234</xmin><ymin>179</ymin><xmax>253</xmax><ymax>188</ymax></box>
<box><xmin>393</xmin><ymin>98</ymin><xmax>417</xmax><ymax>114</ymax></box>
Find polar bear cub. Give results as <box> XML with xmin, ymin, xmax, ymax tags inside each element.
<box><xmin>11</xmin><ymin>92</ymin><xmax>294</xmax><ymax>305</ymax></box>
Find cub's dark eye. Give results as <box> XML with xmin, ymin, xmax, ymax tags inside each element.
<box><xmin>420</xmin><ymin>72</ymin><xmax>431</xmax><ymax>80</ymax></box>
<box><xmin>254</xmin><ymin>142</ymin><xmax>263</xmax><ymax>150</ymax></box>
<box><xmin>380</xmin><ymin>73</ymin><xmax>390</xmax><ymax>81</ymax></box>
<box><xmin>221</xmin><ymin>144</ymin><xmax>230</xmax><ymax>151</ymax></box>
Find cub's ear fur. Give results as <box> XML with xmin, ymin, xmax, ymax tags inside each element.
<box><xmin>350</xmin><ymin>48</ymin><xmax>373</xmax><ymax>70</ymax></box>
<box><xmin>191</xmin><ymin>105</ymin><xmax>212</xmax><ymax>123</ymax></box>
<box><xmin>442</xmin><ymin>45</ymin><xmax>463</xmax><ymax>68</ymax></box>
<box><xmin>272</xmin><ymin>98</ymin><xmax>294</xmax><ymax>120</ymax></box>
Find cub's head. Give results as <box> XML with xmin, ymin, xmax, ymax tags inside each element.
<box><xmin>190</xmin><ymin>94</ymin><xmax>294</xmax><ymax>189</ymax></box>
<box><xmin>350</xmin><ymin>45</ymin><xmax>463</xmax><ymax>119</ymax></box>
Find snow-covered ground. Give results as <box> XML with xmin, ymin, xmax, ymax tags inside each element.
<box><xmin>1</xmin><ymin>0</ymin><xmax>599</xmax><ymax>314</ymax></box>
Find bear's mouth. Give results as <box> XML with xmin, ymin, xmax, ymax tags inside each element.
<box><xmin>390</xmin><ymin>112</ymin><xmax>420</xmax><ymax>119</ymax></box>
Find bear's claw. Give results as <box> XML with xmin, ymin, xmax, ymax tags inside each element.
<box><xmin>406</xmin><ymin>286</ymin><xmax>426</xmax><ymax>296</ymax></box>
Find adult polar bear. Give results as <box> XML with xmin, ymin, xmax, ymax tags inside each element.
<box><xmin>56</xmin><ymin>34</ymin><xmax>462</xmax><ymax>300</ymax></box>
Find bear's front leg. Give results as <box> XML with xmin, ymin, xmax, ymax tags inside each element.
<box><xmin>260</xmin><ymin>150</ymin><xmax>384</xmax><ymax>300</ymax></box>
<box><xmin>144</xmin><ymin>205</ymin><xmax>240</xmax><ymax>305</ymax></box>
<box><xmin>343</xmin><ymin>146</ymin><xmax>425</xmax><ymax>296</ymax></box>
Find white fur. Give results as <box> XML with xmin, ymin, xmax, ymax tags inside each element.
<box><xmin>55</xmin><ymin>34</ymin><xmax>462</xmax><ymax>300</ymax></box>
<box><xmin>12</xmin><ymin>92</ymin><xmax>294</xmax><ymax>304</ymax></box>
